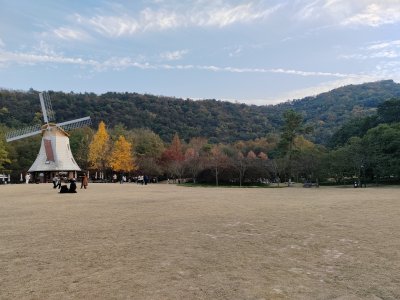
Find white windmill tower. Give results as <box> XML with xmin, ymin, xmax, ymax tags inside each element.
<box><xmin>6</xmin><ymin>92</ymin><xmax>91</xmax><ymax>180</ymax></box>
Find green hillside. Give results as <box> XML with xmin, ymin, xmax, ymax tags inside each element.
<box><xmin>1</xmin><ymin>80</ymin><xmax>399</xmax><ymax>145</ymax></box>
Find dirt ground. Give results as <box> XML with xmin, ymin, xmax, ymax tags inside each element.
<box><xmin>0</xmin><ymin>183</ymin><xmax>399</xmax><ymax>300</ymax></box>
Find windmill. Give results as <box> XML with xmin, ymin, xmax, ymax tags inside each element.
<box><xmin>5</xmin><ymin>92</ymin><xmax>91</xmax><ymax>179</ymax></box>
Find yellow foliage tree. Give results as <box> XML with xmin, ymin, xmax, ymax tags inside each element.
<box><xmin>88</xmin><ymin>121</ymin><xmax>110</xmax><ymax>170</ymax></box>
<box><xmin>109</xmin><ymin>135</ymin><xmax>136</xmax><ymax>173</ymax></box>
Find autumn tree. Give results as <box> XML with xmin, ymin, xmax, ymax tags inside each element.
<box><xmin>88</xmin><ymin>121</ymin><xmax>110</xmax><ymax>171</ymax></box>
<box><xmin>109</xmin><ymin>135</ymin><xmax>136</xmax><ymax>173</ymax></box>
<box><xmin>183</xmin><ymin>137</ymin><xmax>208</xmax><ymax>183</ymax></box>
<box><xmin>233</xmin><ymin>151</ymin><xmax>246</xmax><ymax>187</ymax></box>
<box><xmin>161</xmin><ymin>133</ymin><xmax>185</xmax><ymax>181</ymax></box>
<box><xmin>209</xmin><ymin>145</ymin><xmax>229</xmax><ymax>186</ymax></box>
<box><xmin>244</xmin><ymin>150</ymin><xmax>262</xmax><ymax>183</ymax></box>
<box><xmin>162</xmin><ymin>133</ymin><xmax>184</xmax><ymax>161</ymax></box>
<box><xmin>184</xmin><ymin>147</ymin><xmax>203</xmax><ymax>183</ymax></box>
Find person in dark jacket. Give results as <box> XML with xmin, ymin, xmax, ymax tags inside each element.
<box><xmin>69</xmin><ymin>179</ymin><xmax>77</xmax><ymax>193</ymax></box>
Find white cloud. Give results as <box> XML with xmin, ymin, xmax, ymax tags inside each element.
<box><xmin>33</xmin><ymin>41</ymin><xmax>58</xmax><ymax>56</ymax></box>
<box><xmin>69</xmin><ymin>2</ymin><xmax>283</xmax><ymax>37</ymax></box>
<box><xmin>160</xmin><ymin>50</ymin><xmax>188</xmax><ymax>61</ymax></box>
<box><xmin>0</xmin><ymin>47</ymin><xmax>359</xmax><ymax>80</ymax></box>
<box><xmin>295</xmin><ymin>0</ymin><xmax>400</xmax><ymax>27</ymax></box>
<box><xmin>375</xmin><ymin>61</ymin><xmax>400</xmax><ymax>80</ymax></box>
<box><xmin>342</xmin><ymin>3</ymin><xmax>400</xmax><ymax>27</ymax></box>
<box><xmin>190</xmin><ymin>3</ymin><xmax>283</xmax><ymax>28</ymax></box>
<box><xmin>228</xmin><ymin>46</ymin><xmax>243</xmax><ymax>57</ymax></box>
<box><xmin>295</xmin><ymin>0</ymin><xmax>352</xmax><ymax>21</ymax></box>
<box><xmin>53</xmin><ymin>27</ymin><xmax>89</xmax><ymax>41</ymax></box>
<box><xmin>0</xmin><ymin>50</ymin><xmax>96</xmax><ymax>67</ymax></box>
<box><xmin>77</xmin><ymin>14</ymin><xmax>140</xmax><ymax>37</ymax></box>
<box><xmin>341</xmin><ymin>39</ymin><xmax>400</xmax><ymax>60</ymax></box>
<box><xmin>367</xmin><ymin>40</ymin><xmax>400</xmax><ymax>50</ymax></box>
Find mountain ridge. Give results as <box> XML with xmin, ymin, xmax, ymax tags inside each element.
<box><xmin>1</xmin><ymin>80</ymin><xmax>399</xmax><ymax>145</ymax></box>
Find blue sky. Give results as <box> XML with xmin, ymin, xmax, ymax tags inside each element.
<box><xmin>0</xmin><ymin>0</ymin><xmax>399</xmax><ymax>105</ymax></box>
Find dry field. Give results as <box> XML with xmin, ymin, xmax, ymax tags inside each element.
<box><xmin>0</xmin><ymin>183</ymin><xmax>399</xmax><ymax>300</ymax></box>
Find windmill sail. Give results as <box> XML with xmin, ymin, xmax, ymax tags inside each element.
<box><xmin>5</xmin><ymin>124</ymin><xmax>42</xmax><ymax>142</ymax></box>
<box><xmin>57</xmin><ymin>116</ymin><xmax>91</xmax><ymax>131</ymax></box>
<box><xmin>39</xmin><ymin>92</ymin><xmax>55</xmax><ymax>123</ymax></box>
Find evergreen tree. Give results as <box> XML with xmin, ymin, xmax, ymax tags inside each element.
<box><xmin>0</xmin><ymin>131</ymin><xmax>10</xmax><ymax>169</ymax></box>
<box><xmin>278</xmin><ymin>110</ymin><xmax>311</xmax><ymax>184</ymax></box>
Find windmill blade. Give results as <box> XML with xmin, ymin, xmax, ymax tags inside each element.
<box><xmin>39</xmin><ymin>92</ymin><xmax>55</xmax><ymax>123</ymax></box>
<box><xmin>57</xmin><ymin>116</ymin><xmax>91</xmax><ymax>131</ymax></box>
<box><xmin>5</xmin><ymin>124</ymin><xmax>42</xmax><ymax>142</ymax></box>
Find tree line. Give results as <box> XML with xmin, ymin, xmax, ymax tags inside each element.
<box><xmin>2</xmin><ymin>97</ymin><xmax>399</xmax><ymax>186</ymax></box>
<box><xmin>1</xmin><ymin>80</ymin><xmax>400</xmax><ymax>145</ymax></box>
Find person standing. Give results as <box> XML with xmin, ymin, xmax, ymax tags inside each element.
<box><xmin>53</xmin><ymin>175</ymin><xmax>59</xmax><ymax>188</ymax></box>
<box><xmin>25</xmin><ymin>173</ymin><xmax>30</xmax><ymax>184</ymax></box>
<box><xmin>81</xmin><ymin>173</ymin><xmax>89</xmax><ymax>189</ymax></box>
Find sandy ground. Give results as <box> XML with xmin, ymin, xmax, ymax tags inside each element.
<box><xmin>0</xmin><ymin>183</ymin><xmax>399</xmax><ymax>300</ymax></box>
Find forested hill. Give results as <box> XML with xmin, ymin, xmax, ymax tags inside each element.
<box><xmin>1</xmin><ymin>80</ymin><xmax>399</xmax><ymax>144</ymax></box>
<box><xmin>269</xmin><ymin>80</ymin><xmax>400</xmax><ymax>143</ymax></box>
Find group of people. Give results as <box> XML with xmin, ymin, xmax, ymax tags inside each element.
<box><xmin>136</xmin><ymin>175</ymin><xmax>149</xmax><ymax>185</ymax></box>
<box><xmin>112</xmin><ymin>174</ymin><xmax>150</xmax><ymax>185</ymax></box>
<box><xmin>53</xmin><ymin>173</ymin><xmax>88</xmax><ymax>193</ymax></box>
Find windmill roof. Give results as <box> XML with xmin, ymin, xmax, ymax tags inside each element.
<box><xmin>41</xmin><ymin>123</ymin><xmax>70</xmax><ymax>137</ymax></box>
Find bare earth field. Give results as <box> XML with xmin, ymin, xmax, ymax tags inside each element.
<box><xmin>0</xmin><ymin>183</ymin><xmax>399</xmax><ymax>300</ymax></box>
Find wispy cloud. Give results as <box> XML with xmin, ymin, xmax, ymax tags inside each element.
<box><xmin>56</xmin><ymin>1</ymin><xmax>283</xmax><ymax>38</ymax></box>
<box><xmin>0</xmin><ymin>38</ymin><xmax>4</xmax><ymax>48</ymax></box>
<box><xmin>295</xmin><ymin>0</ymin><xmax>352</xmax><ymax>22</ymax></box>
<box><xmin>228</xmin><ymin>46</ymin><xmax>243</xmax><ymax>57</ymax></box>
<box><xmin>340</xmin><ymin>39</ymin><xmax>400</xmax><ymax>60</ymax></box>
<box><xmin>0</xmin><ymin>49</ymin><xmax>98</xmax><ymax>67</ymax></box>
<box><xmin>189</xmin><ymin>2</ymin><xmax>283</xmax><ymax>27</ymax></box>
<box><xmin>159</xmin><ymin>50</ymin><xmax>188</xmax><ymax>61</ymax></box>
<box><xmin>0</xmin><ymin>47</ymin><xmax>357</xmax><ymax>79</ymax></box>
<box><xmin>342</xmin><ymin>3</ymin><xmax>400</xmax><ymax>27</ymax></box>
<box><xmin>49</xmin><ymin>0</ymin><xmax>397</xmax><ymax>43</ymax></box>
<box><xmin>52</xmin><ymin>27</ymin><xmax>89</xmax><ymax>41</ymax></box>
<box><xmin>295</xmin><ymin>0</ymin><xmax>400</xmax><ymax>27</ymax></box>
